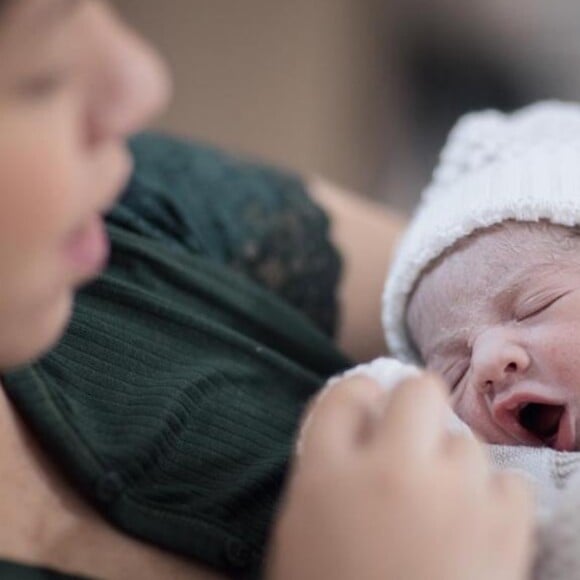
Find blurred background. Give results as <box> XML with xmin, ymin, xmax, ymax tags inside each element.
<box><xmin>112</xmin><ymin>0</ymin><xmax>580</xmax><ymax>212</ymax></box>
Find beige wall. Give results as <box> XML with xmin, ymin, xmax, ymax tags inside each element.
<box><xmin>112</xmin><ymin>0</ymin><xmax>405</xmax><ymax>197</ymax></box>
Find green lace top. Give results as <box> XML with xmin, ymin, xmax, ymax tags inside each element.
<box><xmin>1</xmin><ymin>133</ymin><xmax>350</xmax><ymax>579</ymax></box>
<box><xmin>116</xmin><ymin>133</ymin><xmax>341</xmax><ymax>336</ymax></box>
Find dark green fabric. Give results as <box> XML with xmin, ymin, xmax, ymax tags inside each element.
<box><xmin>116</xmin><ymin>132</ymin><xmax>342</xmax><ymax>337</ymax></box>
<box><xmin>2</xmin><ymin>134</ymin><xmax>350</xmax><ymax>579</ymax></box>
<box><xmin>0</xmin><ymin>561</ymin><xmax>88</xmax><ymax>579</ymax></box>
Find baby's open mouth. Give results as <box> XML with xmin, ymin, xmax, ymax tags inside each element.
<box><xmin>517</xmin><ymin>403</ymin><xmax>575</xmax><ymax>451</ymax></box>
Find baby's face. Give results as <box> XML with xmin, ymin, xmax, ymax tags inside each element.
<box><xmin>407</xmin><ymin>221</ymin><xmax>580</xmax><ymax>451</ymax></box>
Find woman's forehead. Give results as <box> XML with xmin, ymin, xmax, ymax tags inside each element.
<box><xmin>22</xmin><ymin>0</ymin><xmax>79</xmax><ymax>32</ymax></box>
<box><xmin>0</xmin><ymin>0</ymin><xmax>83</xmax><ymax>74</ymax></box>
<box><xmin>1</xmin><ymin>0</ymin><xmax>80</xmax><ymax>38</ymax></box>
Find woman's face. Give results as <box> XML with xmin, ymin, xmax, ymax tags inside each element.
<box><xmin>0</xmin><ymin>0</ymin><xmax>171</xmax><ymax>368</ymax></box>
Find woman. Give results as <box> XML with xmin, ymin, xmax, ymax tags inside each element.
<box><xmin>0</xmin><ymin>1</ymin><xmax>532</xmax><ymax>578</ymax></box>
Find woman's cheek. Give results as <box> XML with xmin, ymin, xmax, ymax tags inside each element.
<box><xmin>0</xmin><ymin>117</ymin><xmax>83</xmax><ymax>264</ymax></box>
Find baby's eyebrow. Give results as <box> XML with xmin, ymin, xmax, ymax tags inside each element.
<box><xmin>493</xmin><ymin>277</ymin><xmax>524</xmax><ymax>308</ymax></box>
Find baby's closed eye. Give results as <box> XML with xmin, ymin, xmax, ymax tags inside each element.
<box><xmin>514</xmin><ymin>292</ymin><xmax>568</xmax><ymax>322</ymax></box>
<box><xmin>438</xmin><ymin>359</ymin><xmax>469</xmax><ymax>393</ymax></box>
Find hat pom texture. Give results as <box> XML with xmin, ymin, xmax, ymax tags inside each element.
<box><xmin>384</xmin><ymin>101</ymin><xmax>580</xmax><ymax>363</ymax></box>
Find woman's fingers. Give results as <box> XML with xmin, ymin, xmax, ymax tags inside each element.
<box><xmin>488</xmin><ymin>471</ymin><xmax>535</xmax><ymax>580</ymax></box>
<box><xmin>298</xmin><ymin>375</ymin><xmax>384</xmax><ymax>466</ymax></box>
<box><xmin>441</xmin><ymin>429</ymin><xmax>491</xmax><ymax>485</ymax></box>
<box><xmin>274</xmin><ymin>370</ymin><xmax>535</xmax><ymax>580</ymax></box>
<box><xmin>373</xmin><ymin>373</ymin><xmax>450</xmax><ymax>460</ymax></box>
<box><xmin>491</xmin><ymin>470</ymin><xmax>534</xmax><ymax>525</ymax></box>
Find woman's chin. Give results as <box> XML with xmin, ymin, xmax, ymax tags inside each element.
<box><xmin>0</xmin><ymin>292</ymin><xmax>74</xmax><ymax>370</ymax></box>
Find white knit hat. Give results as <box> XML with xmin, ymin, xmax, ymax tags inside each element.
<box><xmin>383</xmin><ymin>101</ymin><xmax>580</xmax><ymax>364</ymax></box>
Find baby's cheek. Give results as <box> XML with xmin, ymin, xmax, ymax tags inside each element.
<box><xmin>533</xmin><ymin>323</ymin><xmax>580</xmax><ymax>388</ymax></box>
<box><xmin>451</xmin><ymin>393</ymin><xmax>496</xmax><ymax>443</ymax></box>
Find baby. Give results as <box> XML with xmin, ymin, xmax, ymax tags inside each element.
<box><xmin>407</xmin><ymin>220</ymin><xmax>579</xmax><ymax>450</ymax></box>
<box><xmin>331</xmin><ymin>102</ymin><xmax>580</xmax><ymax>579</ymax></box>
<box><xmin>384</xmin><ymin>102</ymin><xmax>580</xmax><ymax>454</ymax></box>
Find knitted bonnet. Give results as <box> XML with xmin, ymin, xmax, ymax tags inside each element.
<box><xmin>383</xmin><ymin>101</ymin><xmax>580</xmax><ymax>364</ymax></box>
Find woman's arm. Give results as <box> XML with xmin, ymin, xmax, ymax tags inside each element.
<box><xmin>308</xmin><ymin>177</ymin><xmax>407</xmax><ymax>362</ymax></box>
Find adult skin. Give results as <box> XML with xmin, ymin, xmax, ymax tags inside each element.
<box><xmin>268</xmin><ymin>375</ymin><xmax>533</xmax><ymax>580</ymax></box>
<box><xmin>309</xmin><ymin>177</ymin><xmax>408</xmax><ymax>361</ymax></box>
<box><xmin>0</xmin><ymin>1</ymin><xmax>533</xmax><ymax>578</ymax></box>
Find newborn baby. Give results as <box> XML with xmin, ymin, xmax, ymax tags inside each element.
<box><xmin>333</xmin><ymin>102</ymin><xmax>580</xmax><ymax>580</ymax></box>
<box><xmin>408</xmin><ymin>220</ymin><xmax>580</xmax><ymax>451</ymax></box>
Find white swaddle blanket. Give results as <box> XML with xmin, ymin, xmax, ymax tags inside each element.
<box><xmin>334</xmin><ymin>357</ymin><xmax>580</xmax><ymax>580</ymax></box>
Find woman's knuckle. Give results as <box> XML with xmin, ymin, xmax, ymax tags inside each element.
<box><xmin>495</xmin><ymin>472</ymin><xmax>533</xmax><ymax>508</ymax></box>
<box><xmin>446</xmin><ymin>433</ymin><xmax>481</xmax><ymax>461</ymax></box>
<box><xmin>373</xmin><ymin>460</ymin><xmax>415</xmax><ymax>493</ymax></box>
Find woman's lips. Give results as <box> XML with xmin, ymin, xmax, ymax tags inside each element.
<box><xmin>63</xmin><ymin>215</ymin><xmax>110</xmax><ymax>279</ymax></box>
<box><xmin>62</xmin><ymin>149</ymin><xmax>133</xmax><ymax>281</ymax></box>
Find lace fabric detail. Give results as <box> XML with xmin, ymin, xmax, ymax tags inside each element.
<box><xmin>226</xmin><ymin>185</ymin><xmax>341</xmax><ymax>338</ymax></box>
<box><xmin>113</xmin><ymin>133</ymin><xmax>342</xmax><ymax>337</ymax></box>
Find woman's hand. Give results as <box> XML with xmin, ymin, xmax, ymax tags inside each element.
<box><xmin>266</xmin><ymin>374</ymin><xmax>534</xmax><ymax>580</ymax></box>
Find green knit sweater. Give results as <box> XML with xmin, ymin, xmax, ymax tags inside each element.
<box><xmin>1</xmin><ymin>134</ymin><xmax>350</xmax><ymax>579</ymax></box>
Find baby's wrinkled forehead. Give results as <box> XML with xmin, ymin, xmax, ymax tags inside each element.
<box><xmin>406</xmin><ymin>221</ymin><xmax>580</xmax><ymax>360</ymax></box>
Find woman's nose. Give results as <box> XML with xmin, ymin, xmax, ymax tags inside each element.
<box><xmin>85</xmin><ymin>3</ymin><xmax>173</xmax><ymax>146</ymax></box>
<box><xmin>469</xmin><ymin>328</ymin><xmax>531</xmax><ymax>395</ymax></box>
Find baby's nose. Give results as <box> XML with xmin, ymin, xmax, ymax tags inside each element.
<box><xmin>470</xmin><ymin>329</ymin><xmax>531</xmax><ymax>395</ymax></box>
